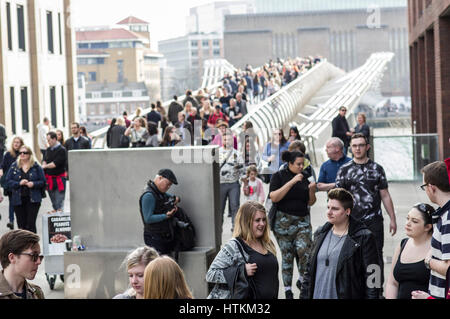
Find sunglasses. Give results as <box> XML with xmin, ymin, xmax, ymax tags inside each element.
<box><xmin>20</xmin><ymin>252</ymin><xmax>44</xmax><ymax>262</ymax></box>
<box><xmin>413</xmin><ymin>203</ymin><xmax>435</xmax><ymax>216</ymax></box>
<box><xmin>19</xmin><ymin>151</ymin><xmax>30</xmax><ymax>155</ymax></box>
<box><xmin>420</xmin><ymin>183</ymin><xmax>429</xmax><ymax>191</ymax></box>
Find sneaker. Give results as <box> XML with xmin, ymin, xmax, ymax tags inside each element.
<box><xmin>7</xmin><ymin>223</ymin><xmax>14</xmax><ymax>230</ymax></box>
<box><xmin>285</xmin><ymin>290</ymin><xmax>293</xmax><ymax>299</ymax></box>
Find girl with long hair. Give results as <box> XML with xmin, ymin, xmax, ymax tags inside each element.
<box><xmin>143</xmin><ymin>256</ymin><xmax>193</xmax><ymax>299</ymax></box>
<box><xmin>207</xmin><ymin>201</ymin><xmax>279</xmax><ymax>299</ymax></box>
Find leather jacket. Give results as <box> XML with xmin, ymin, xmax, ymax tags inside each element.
<box><xmin>300</xmin><ymin>217</ymin><xmax>381</xmax><ymax>299</ymax></box>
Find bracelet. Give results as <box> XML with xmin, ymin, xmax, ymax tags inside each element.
<box><xmin>424</xmin><ymin>256</ymin><xmax>431</xmax><ymax>270</ymax></box>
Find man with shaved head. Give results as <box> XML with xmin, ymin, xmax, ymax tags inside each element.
<box><xmin>317</xmin><ymin>137</ymin><xmax>351</xmax><ymax>192</ymax></box>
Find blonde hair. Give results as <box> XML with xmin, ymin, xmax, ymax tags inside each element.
<box><xmin>357</xmin><ymin>112</ymin><xmax>366</xmax><ymax>123</ymax></box>
<box><xmin>232</xmin><ymin>201</ymin><xmax>277</xmax><ymax>256</ymax></box>
<box><xmin>8</xmin><ymin>136</ymin><xmax>24</xmax><ymax>157</ymax></box>
<box><xmin>16</xmin><ymin>145</ymin><xmax>36</xmax><ymax>169</ymax></box>
<box><xmin>143</xmin><ymin>256</ymin><xmax>193</xmax><ymax>299</ymax></box>
<box><xmin>121</xmin><ymin>246</ymin><xmax>159</xmax><ymax>297</ymax></box>
<box><xmin>116</xmin><ymin>117</ymin><xmax>125</xmax><ymax>127</ymax></box>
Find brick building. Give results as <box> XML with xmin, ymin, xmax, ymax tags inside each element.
<box><xmin>408</xmin><ymin>0</ymin><xmax>450</xmax><ymax>159</ymax></box>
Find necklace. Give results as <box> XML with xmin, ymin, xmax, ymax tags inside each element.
<box><xmin>325</xmin><ymin>226</ymin><xmax>348</xmax><ymax>267</ymax></box>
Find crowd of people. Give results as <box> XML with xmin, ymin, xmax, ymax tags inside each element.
<box><xmin>0</xmin><ymin>53</ymin><xmax>448</xmax><ymax>300</ymax></box>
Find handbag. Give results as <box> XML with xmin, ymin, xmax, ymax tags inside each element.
<box><xmin>223</xmin><ymin>238</ymin><xmax>258</xmax><ymax>299</ymax></box>
<box><xmin>119</xmin><ymin>135</ymin><xmax>130</xmax><ymax>148</ymax></box>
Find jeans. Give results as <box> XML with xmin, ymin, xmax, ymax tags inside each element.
<box><xmin>9</xmin><ymin>198</ymin><xmax>14</xmax><ymax>223</ymax></box>
<box><xmin>220</xmin><ymin>182</ymin><xmax>241</xmax><ymax>232</ymax></box>
<box><xmin>48</xmin><ymin>189</ymin><xmax>66</xmax><ymax>211</ymax></box>
<box><xmin>14</xmin><ymin>197</ymin><xmax>41</xmax><ymax>233</ymax></box>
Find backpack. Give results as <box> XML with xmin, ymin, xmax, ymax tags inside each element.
<box><xmin>172</xmin><ymin>207</ymin><xmax>196</xmax><ymax>261</ymax></box>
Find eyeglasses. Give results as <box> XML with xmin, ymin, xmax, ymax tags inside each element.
<box><xmin>340</xmin><ymin>109</ymin><xmax>347</xmax><ymax>112</ymax></box>
<box><xmin>20</xmin><ymin>252</ymin><xmax>44</xmax><ymax>262</ymax></box>
<box><xmin>413</xmin><ymin>203</ymin><xmax>435</xmax><ymax>216</ymax></box>
<box><xmin>420</xmin><ymin>183</ymin><xmax>429</xmax><ymax>191</ymax></box>
<box><xmin>351</xmin><ymin>144</ymin><xmax>367</xmax><ymax>149</ymax></box>
<box><xmin>18</xmin><ymin>152</ymin><xmax>30</xmax><ymax>155</ymax></box>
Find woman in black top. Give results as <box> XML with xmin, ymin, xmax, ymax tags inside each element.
<box><xmin>269</xmin><ymin>151</ymin><xmax>317</xmax><ymax>299</ymax></box>
<box><xmin>0</xmin><ymin>136</ymin><xmax>24</xmax><ymax>229</ymax></box>
<box><xmin>206</xmin><ymin>201</ymin><xmax>279</xmax><ymax>299</ymax></box>
<box><xmin>386</xmin><ymin>203</ymin><xmax>434</xmax><ymax>299</ymax></box>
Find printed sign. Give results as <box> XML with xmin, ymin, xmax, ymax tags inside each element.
<box><xmin>47</xmin><ymin>215</ymin><xmax>71</xmax><ymax>255</ymax></box>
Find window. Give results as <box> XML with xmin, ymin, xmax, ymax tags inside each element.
<box><xmin>17</xmin><ymin>5</ymin><xmax>25</xmax><ymax>51</ymax></box>
<box><xmin>90</xmin><ymin>42</ymin><xmax>108</xmax><ymax>49</ymax></box>
<box><xmin>50</xmin><ymin>87</ymin><xmax>57</xmax><ymax>127</ymax></box>
<box><xmin>117</xmin><ymin>60</ymin><xmax>124</xmax><ymax>83</ymax></box>
<box><xmin>191</xmin><ymin>40</ymin><xmax>198</xmax><ymax>47</ymax></box>
<box><xmin>88</xmin><ymin>72</ymin><xmax>97</xmax><ymax>81</ymax></box>
<box><xmin>78</xmin><ymin>43</ymin><xmax>89</xmax><ymax>49</ymax></box>
<box><xmin>191</xmin><ymin>50</ymin><xmax>198</xmax><ymax>57</ymax></box>
<box><xmin>10</xmin><ymin>87</ymin><xmax>16</xmax><ymax>134</ymax></box>
<box><xmin>77</xmin><ymin>58</ymin><xmax>105</xmax><ymax>65</ymax></box>
<box><xmin>61</xmin><ymin>86</ymin><xmax>66</xmax><ymax>127</ymax></box>
<box><xmin>101</xmin><ymin>92</ymin><xmax>113</xmax><ymax>98</ymax></box>
<box><xmin>47</xmin><ymin>11</ymin><xmax>54</xmax><ymax>53</ymax></box>
<box><xmin>213</xmin><ymin>39</ymin><xmax>220</xmax><ymax>47</ymax></box>
<box><xmin>6</xmin><ymin>3</ymin><xmax>12</xmax><ymax>50</ymax></box>
<box><xmin>213</xmin><ymin>49</ymin><xmax>221</xmax><ymax>56</ymax></box>
<box><xmin>58</xmin><ymin>13</ymin><xmax>63</xmax><ymax>54</ymax></box>
<box><xmin>20</xmin><ymin>87</ymin><xmax>29</xmax><ymax>132</ymax></box>
<box><xmin>202</xmin><ymin>40</ymin><xmax>209</xmax><ymax>47</ymax></box>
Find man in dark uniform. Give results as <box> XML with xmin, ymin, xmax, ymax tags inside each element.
<box><xmin>332</xmin><ymin>106</ymin><xmax>352</xmax><ymax>155</ymax></box>
<box><xmin>139</xmin><ymin>169</ymin><xmax>180</xmax><ymax>255</ymax></box>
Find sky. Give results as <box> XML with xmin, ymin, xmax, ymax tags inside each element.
<box><xmin>71</xmin><ymin>0</ymin><xmax>241</xmax><ymax>50</ymax></box>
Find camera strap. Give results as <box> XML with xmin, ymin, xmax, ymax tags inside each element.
<box><xmin>220</xmin><ymin>149</ymin><xmax>234</xmax><ymax>171</ymax></box>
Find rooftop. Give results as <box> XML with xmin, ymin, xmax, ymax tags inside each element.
<box><xmin>116</xmin><ymin>16</ymin><xmax>149</xmax><ymax>25</ymax></box>
<box><xmin>76</xmin><ymin>28</ymin><xmax>144</xmax><ymax>42</ymax></box>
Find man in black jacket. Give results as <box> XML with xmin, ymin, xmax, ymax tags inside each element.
<box><xmin>331</xmin><ymin>106</ymin><xmax>352</xmax><ymax>155</ymax></box>
<box><xmin>65</xmin><ymin>123</ymin><xmax>91</xmax><ymax>151</ymax></box>
<box><xmin>300</xmin><ymin>188</ymin><xmax>381</xmax><ymax>299</ymax></box>
<box><xmin>168</xmin><ymin>96</ymin><xmax>183</xmax><ymax>125</ymax></box>
<box><xmin>42</xmin><ymin>132</ymin><xmax>68</xmax><ymax>213</ymax></box>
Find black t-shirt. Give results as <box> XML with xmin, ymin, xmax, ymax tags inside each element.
<box><xmin>241</xmin><ymin>241</ymin><xmax>279</xmax><ymax>299</ymax></box>
<box><xmin>43</xmin><ymin>144</ymin><xmax>67</xmax><ymax>176</ymax></box>
<box><xmin>269</xmin><ymin>167</ymin><xmax>310</xmax><ymax>217</ymax></box>
<box><xmin>219</xmin><ymin>95</ymin><xmax>232</xmax><ymax>107</ymax></box>
<box><xmin>20</xmin><ymin>169</ymin><xmax>30</xmax><ymax>197</ymax></box>
<box><xmin>335</xmin><ymin>159</ymin><xmax>388</xmax><ymax>221</ymax></box>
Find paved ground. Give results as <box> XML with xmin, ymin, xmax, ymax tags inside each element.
<box><xmin>0</xmin><ymin>176</ymin><xmax>430</xmax><ymax>299</ymax></box>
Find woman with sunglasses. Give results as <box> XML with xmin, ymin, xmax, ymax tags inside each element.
<box><xmin>5</xmin><ymin>146</ymin><xmax>46</xmax><ymax>234</ymax></box>
<box><xmin>0</xmin><ymin>136</ymin><xmax>25</xmax><ymax>230</ymax></box>
<box><xmin>386</xmin><ymin>203</ymin><xmax>434</xmax><ymax>299</ymax></box>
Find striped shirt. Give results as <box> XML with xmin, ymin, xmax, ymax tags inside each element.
<box><xmin>429</xmin><ymin>200</ymin><xmax>450</xmax><ymax>299</ymax></box>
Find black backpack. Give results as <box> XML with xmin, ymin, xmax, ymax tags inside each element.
<box><xmin>172</xmin><ymin>207</ymin><xmax>196</xmax><ymax>260</ymax></box>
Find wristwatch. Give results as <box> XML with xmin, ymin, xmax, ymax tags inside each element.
<box><xmin>424</xmin><ymin>256</ymin><xmax>432</xmax><ymax>270</ymax></box>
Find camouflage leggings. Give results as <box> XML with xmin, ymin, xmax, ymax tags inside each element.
<box><xmin>273</xmin><ymin>211</ymin><xmax>312</xmax><ymax>288</ymax></box>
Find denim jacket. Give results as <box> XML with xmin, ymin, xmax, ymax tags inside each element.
<box><xmin>6</xmin><ymin>162</ymin><xmax>46</xmax><ymax>206</ymax></box>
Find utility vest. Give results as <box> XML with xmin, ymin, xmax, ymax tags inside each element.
<box><xmin>139</xmin><ymin>182</ymin><xmax>173</xmax><ymax>239</ymax></box>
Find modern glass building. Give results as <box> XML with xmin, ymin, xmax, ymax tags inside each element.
<box><xmin>254</xmin><ymin>0</ymin><xmax>407</xmax><ymax>13</ymax></box>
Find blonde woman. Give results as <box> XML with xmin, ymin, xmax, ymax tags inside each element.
<box><xmin>125</xmin><ymin>116</ymin><xmax>149</xmax><ymax>148</ymax></box>
<box><xmin>0</xmin><ymin>136</ymin><xmax>25</xmax><ymax>229</ymax></box>
<box><xmin>206</xmin><ymin>201</ymin><xmax>279</xmax><ymax>299</ymax></box>
<box><xmin>113</xmin><ymin>246</ymin><xmax>159</xmax><ymax>299</ymax></box>
<box><xmin>143</xmin><ymin>256</ymin><xmax>193</xmax><ymax>299</ymax></box>
<box><xmin>5</xmin><ymin>145</ymin><xmax>46</xmax><ymax>233</ymax></box>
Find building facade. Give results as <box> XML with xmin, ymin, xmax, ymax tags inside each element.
<box><xmin>187</xmin><ymin>0</ymin><xmax>255</xmax><ymax>35</ymax></box>
<box><xmin>408</xmin><ymin>0</ymin><xmax>450</xmax><ymax>160</ymax></box>
<box><xmin>76</xmin><ymin>17</ymin><xmax>162</xmax><ymax>103</ymax></box>
<box><xmin>0</xmin><ymin>0</ymin><xmax>77</xmax><ymax>153</ymax></box>
<box><xmin>158</xmin><ymin>33</ymin><xmax>224</xmax><ymax>94</ymax></box>
<box><xmin>224</xmin><ymin>7</ymin><xmax>410</xmax><ymax>96</ymax></box>
<box><xmin>254</xmin><ymin>0</ymin><xmax>407</xmax><ymax>13</ymax></box>
<box><xmin>84</xmin><ymin>82</ymin><xmax>150</xmax><ymax>122</ymax></box>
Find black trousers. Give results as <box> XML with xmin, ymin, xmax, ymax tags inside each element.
<box><xmin>364</xmin><ymin>215</ymin><xmax>385</xmax><ymax>295</ymax></box>
<box><xmin>144</xmin><ymin>232</ymin><xmax>175</xmax><ymax>255</ymax></box>
<box><xmin>14</xmin><ymin>197</ymin><xmax>41</xmax><ymax>234</ymax></box>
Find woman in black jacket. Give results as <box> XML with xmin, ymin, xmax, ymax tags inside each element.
<box><xmin>300</xmin><ymin>188</ymin><xmax>381</xmax><ymax>299</ymax></box>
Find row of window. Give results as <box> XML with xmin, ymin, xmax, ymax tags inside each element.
<box><xmin>85</xmin><ymin>90</ymin><xmax>148</xmax><ymax>99</ymax></box>
<box><xmin>9</xmin><ymin>86</ymin><xmax>65</xmax><ymax>134</ymax></box>
<box><xmin>78</xmin><ymin>59</ymin><xmax>124</xmax><ymax>83</ymax></box>
<box><xmin>77</xmin><ymin>58</ymin><xmax>105</xmax><ymax>65</ymax></box>
<box><xmin>5</xmin><ymin>2</ymin><xmax>63</xmax><ymax>54</ymax></box>
<box><xmin>77</xmin><ymin>41</ymin><xmax>143</xmax><ymax>50</ymax></box>
<box><xmin>191</xmin><ymin>39</ymin><xmax>221</xmax><ymax>47</ymax></box>
<box><xmin>191</xmin><ymin>49</ymin><xmax>221</xmax><ymax>57</ymax></box>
